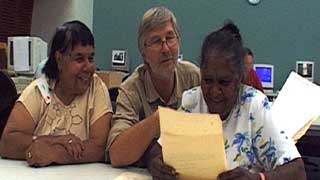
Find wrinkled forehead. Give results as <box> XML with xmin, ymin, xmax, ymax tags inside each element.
<box><xmin>202</xmin><ymin>51</ymin><xmax>241</xmax><ymax>77</ymax></box>
<box><xmin>69</xmin><ymin>44</ymin><xmax>95</xmax><ymax>54</ymax></box>
<box><xmin>145</xmin><ymin>21</ymin><xmax>175</xmax><ymax>39</ymax></box>
<box><xmin>202</xmin><ymin>56</ymin><xmax>231</xmax><ymax>70</ymax></box>
<box><xmin>202</xmin><ymin>50</ymin><xmax>237</xmax><ymax>66</ymax></box>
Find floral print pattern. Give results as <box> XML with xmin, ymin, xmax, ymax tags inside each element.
<box><xmin>181</xmin><ymin>85</ymin><xmax>301</xmax><ymax>172</ymax></box>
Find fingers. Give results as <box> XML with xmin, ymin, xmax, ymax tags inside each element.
<box><xmin>153</xmin><ymin>159</ymin><xmax>175</xmax><ymax>175</ymax></box>
<box><xmin>67</xmin><ymin>134</ymin><xmax>84</xmax><ymax>149</ymax></box>
<box><xmin>152</xmin><ymin>170</ymin><xmax>178</xmax><ymax>180</ymax></box>
<box><xmin>26</xmin><ymin>150</ymin><xmax>34</xmax><ymax>165</ymax></box>
<box><xmin>56</xmin><ymin>134</ymin><xmax>84</xmax><ymax>147</ymax></box>
<box><xmin>67</xmin><ymin>141</ymin><xmax>84</xmax><ymax>160</ymax></box>
<box><xmin>218</xmin><ymin>167</ymin><xmax>255</xmax><ymax>180</ymax></box>
<box><xmin>26</xmin><ymin>148</ymin><xmax>52</xmax><ymax>167</ymax></box>
<box><xmin>149</xmin><ymin>155</ymin><xmax>178</xmax><ymax>180</ymax></box>
<box><xmin>26</xmin><ymin>155</ymin><xmax>36</xmax><ymax>167</ymax></box>
<box><xmin>151</xmin><ymin>165</ymin><xmax>178</xmax><ymax>180</ymax></box>
<box><xmin>27</xmin><ymin>158</ymin><xmax>50</xmax><ymax>167</ymax></box>
<box><xmin>56</xmin><ymin>134</ymin><xmax>84</xmax><ymax>160</ymax></box>
<box><xmin>27</xmin><ymin>134</ymin><xmax>85</xmax><ymax>164</ymax></box>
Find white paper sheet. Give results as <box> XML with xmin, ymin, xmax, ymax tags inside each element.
<box><xmin>271</xmin><ymin>72</ymin><xmax>320</xmax><ymax>139</ymax></box>
<box><xmin>114</xmin><ymin>172</ymin><xmax>152</xmax><ymax>180</ymax></box>
<box><xmin>13</xmin><ymin>37</ymin><xmax>29</xmax><ymax>71</ymax></box>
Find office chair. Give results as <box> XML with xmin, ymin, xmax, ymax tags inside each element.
<box><xmin>108</xmin><ymin>87</ymin><xmax>119</xmax><ymax>112</ymax></box>
<box><xmin>0</xmin><ymin>42</ymin><xmax>8</xmax><ymax>69</ymax></box>
<box><xmin>0</xmin><ymin>71</ymin><xmax>18</xmax><ymax>139</ymax></box>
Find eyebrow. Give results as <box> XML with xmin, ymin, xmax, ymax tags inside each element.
<box><xmin>148</xmin><ymin>31</ymin><xmax>176</xmax><ymax>39</ymax></box>
<box><xmin>73</xmin><ymin>52</ymin><xmax>95</xmax><ymax>56</ymax></box>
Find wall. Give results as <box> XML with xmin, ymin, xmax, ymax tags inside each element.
<box><xmin>31</xmin><ymin>0</ymin><xmax>93</xmax><ymax>44</ymax></box>
<box><xmin>93</xmin><ymin>0</ymin><xmax>320</xmax><ymax>90</ymax></box>
<box><xmin>0</xmin><ymin>0</ymin><xmax>34</xmax><ymax>43</ymax></box>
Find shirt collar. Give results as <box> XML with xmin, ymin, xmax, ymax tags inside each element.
<box><xmin>144</xmin><ymin>66</ymin><xmax>182</xmax><ymax>105</ymax></box>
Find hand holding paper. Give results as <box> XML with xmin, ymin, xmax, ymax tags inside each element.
<box><xmin>159</xmin><ymin>107</ymin><xmax>227</xmax><ymax>180</ymax></box>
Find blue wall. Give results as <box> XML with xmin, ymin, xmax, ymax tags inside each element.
<box><xmin>93</xmin><ymin>0</ymin><xmax>320</xmax><ymax>90</ymax></box>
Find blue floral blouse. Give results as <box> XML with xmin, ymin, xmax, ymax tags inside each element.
<box><xmin>180</xmin><ymin>85</ymin><xmax>301</xmax><ymax>172</ymax></box>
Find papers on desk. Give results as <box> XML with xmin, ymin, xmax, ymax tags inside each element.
<box><xmin>271</xmin><ymin>72</ymin><xmax>320</xmax><ymax>141</ymax></box>
<box><xmin>159</xmin><ymin>107</ymin><xmax>227</xmax><ymax>180</ymax></box>
<box><xmin>114</xmin><ymin>172</ymin><xmax>152</xmax><ymax>180</ymax></box>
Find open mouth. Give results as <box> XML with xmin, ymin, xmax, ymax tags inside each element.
<box><xmin>160</xmin><ymin>55</ymin><xmax>173</xmax><ymax>62</ymax></box>
<box><xmin>208</xmin><ymin>100</ymin><xmax>224</xmax><ymax>110</ymax></box>
<box><xmin>208</xmin><ymin>98</ymin><xmax>224</xmax><ymax>104</ymax></box>
<box><xmin>79</xmin><ymin>76</ymin><xmax>90</xmax><ymax>81</ymax></box>
<box><xmin>78</xmin><ymin>76</ymin><xmax>92</xmax><ymax>85</ymax></box>
<box><xmin>162</xmin><ymin>59</ymin><xmax>172</xmax><ymax>64</ymax></box>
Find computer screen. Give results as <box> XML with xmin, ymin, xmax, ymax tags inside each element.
<box><xmin>296</xmin><ymin>61</ymin><xmax>314</xmax><ymax>82</ymax></box>
<box><xmin>253</xmin><ymin>64</ymin><xmax>274</xmax><ymax>89</ymax></box>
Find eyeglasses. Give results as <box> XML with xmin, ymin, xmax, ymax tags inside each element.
<box><xmin>145</xmin><ymin>35</ymin><xmax>179</xmax><ymax>50</ymax></box>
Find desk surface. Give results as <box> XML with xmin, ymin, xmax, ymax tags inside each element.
<box><xmin>0</xmin><ymin>158</ymin><xmax>151</xmax><ymax>180</ymax></box>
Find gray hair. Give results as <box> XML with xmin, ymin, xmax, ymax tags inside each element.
<box><xmin>138</xmin><ymin>6</ymin><xmax>179</xmax><ymax>54</ymax></box>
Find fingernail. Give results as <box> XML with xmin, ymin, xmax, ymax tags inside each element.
<box><xmin>175</xmin><ymin>173</ymin><xmax>179</xmax><ymax>178</ymax></box>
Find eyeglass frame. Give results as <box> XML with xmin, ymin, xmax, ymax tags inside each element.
<box><xmin>144</xmin><ymin>34</ymin><xmax>179</xmax><ymax>50</ymax></box>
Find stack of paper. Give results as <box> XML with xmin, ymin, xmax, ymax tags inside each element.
<box><xmin>159</xmin><ymin>107</ymin><xmax>227</xmax><ymax>180</ymax></box>
<box><xmin>271</xmin><ymin>72</ymin><xmax>320</xmax><ymax>141</ymax></box>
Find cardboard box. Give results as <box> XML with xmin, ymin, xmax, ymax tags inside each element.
<box><xmin>96</xmin><ymin>71</ymin><xmax>126</xmax><ymax>89</ymax></box>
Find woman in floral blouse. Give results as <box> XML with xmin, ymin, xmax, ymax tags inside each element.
<box><xmin>182</xmin><ymin>22</ymin><xmax>306</xmax><ymax>180</ymax></box>
<box><xmin>147</xmin><ymin>22</ymin><xmax>306</xmax><ymax>180</ymax></box>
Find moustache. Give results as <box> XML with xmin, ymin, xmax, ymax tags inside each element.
<box><xmin>160</xmin><ymin>55</ymin><xmax>174</xmax><ymax>62</ymax></box>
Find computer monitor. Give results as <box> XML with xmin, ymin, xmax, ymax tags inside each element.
<box><xmin>296</xmin><ymin>61</ymin><xmax>314</xmax><ymax>82</ymax></box>
<box><xmin>253</xmin><ymin>64</ymin><xmax>274</xmax><ymax>89</ymax></box>
<box><xmin>7</xmin><ymin>36</ymin><xmax>47</xmax><ymax>74</ymax></box>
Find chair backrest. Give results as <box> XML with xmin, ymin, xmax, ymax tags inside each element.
<box><xmin>107</xmin><ymin>72</ymin><xmax>129</xmax><ymax>112</ymax></box>
<box><xmin>108</xmin><ymin>87</ymin><xmax>119</xmax><ymax>112</ymax></box>
<box><xmin>0</xmin><ymin>71</ymin><xmax>18</xmax><ymax>139</ymax></box>
<box><xmin>0</xmin><ymin>42</ymin><xmax>8</xmax><ymax>69</ymax></box>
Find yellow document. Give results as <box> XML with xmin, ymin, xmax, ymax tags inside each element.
<box><xmin>159</xmin><ymin>107</ymin><xmax>227</xmax><ymax>180</ymax></box>
<box><xmin>293</xmin><ymin>116</ymin><xmax>319</xmax><ymax>143</ymax></box>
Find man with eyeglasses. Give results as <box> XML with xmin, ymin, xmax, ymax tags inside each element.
<box><xmin>106</xmin><ymin>5</ymin><xmax>200</xmax><ymax>175</ymax></box>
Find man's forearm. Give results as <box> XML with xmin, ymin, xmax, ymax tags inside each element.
<box><xmin>264</xmin><ymin>158</ymin><xmax>306</xmax><ymax>180</ymax></box>
<box><xmin>109</xmin><ymin>113</ymin><xmax>159</xmax><ymax>167</ymax></box>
